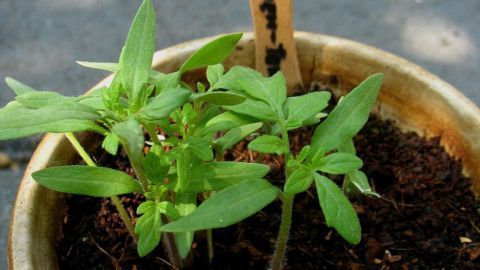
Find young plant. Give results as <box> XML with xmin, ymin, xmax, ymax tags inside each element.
<box><xmin>1</xmin><ymin>0</ymin><xmax>383</xmax><ymax>268</ymax></box>
<box><xmin>160</xmin><ymin>65</ymin><xmax>383</xmax><ymax>269</ymax></box>
<box><xmin>0</xmin><ymin>0</ymin><xmax>276</xmax><ymax>265</ymax></box>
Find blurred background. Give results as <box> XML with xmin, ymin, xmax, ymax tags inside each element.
<box><xmin>0</xmin><ymin>0</ymin><xmax>478</xmax><ymax>267</ymax></box>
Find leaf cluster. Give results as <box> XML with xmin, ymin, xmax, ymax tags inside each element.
<box><xmin>0</xmin><ymin>0</ymin><xmax>384</xmax><ymax>262</ymax></box>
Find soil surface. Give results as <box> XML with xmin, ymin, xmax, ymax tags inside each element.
<box><xmin>57</xmin><ymin>115</ymin><xmax>480</xmax><ymax>270</ymax></box>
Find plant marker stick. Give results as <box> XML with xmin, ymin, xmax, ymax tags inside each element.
<box><xmin>249</xmin><ymin>0</ymin><xmax>303</xmax><ymax>92</ymax></box>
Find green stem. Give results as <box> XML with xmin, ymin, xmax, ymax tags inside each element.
<box><xmin>207</xmin><ymin>229</ymin><xmax>214</xmax><ymax>264</ymax></box>
<box><xmin>65</xmin><ymin>132</ymin><xmax>138</xmax><ymax>242</ymax></box>
<box><xmin>145</xmin><ymin>123</ymin><xmax>162</xmax><ymax>145</ymax></box>
<box><xmin>130</xmin><ymin>158</ymin><xmax>149</xmax><ymax>192</ymax></box>
<box><xmin>270</xmin><ymin>124</ymin><xmax>294</xmax><ymax>270</ymax></box>
<box><xmin>271</xmin><ymin>194</ymin><xmax>294</xmax><ymax>270</ymax></box>
<box><xmin>65</xmin><ymin>133</ymin><xmax>96</xmax><ymax>167</ymax></box>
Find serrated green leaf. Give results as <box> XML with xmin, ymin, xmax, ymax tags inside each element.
<box><xmin>284</xmin><ymin>166</ymin><xmax>314</xmax><ymax>194</ymax></box>
<box><xmin>5</xmin><ymin>77</ymin><xmax>37</xmax><ymax>95</ymax></box>
<box><xmin>185</xmin><ymin>162</ymin><xmax>270</xmax><ymax>193</ymax></box>
<box><xmin>178</xmin><ymin>33</ymin><xmax>242</xmax><ymax>76</ymax></box>
<box><xmin>112</xmin><ymin>119</ymin><xmax>145</xmax><ymax>173</ymax></box>
<box><xmin>119</xmin><ymin>0</ymin><xmax>156</xmax><ymax>110</ymax></box>
<box><xmin>102</xmin><ymin>132</ymin><xmax>119</xmax><ymax>155</ymax></box>
<box><xmin>143</xmin><ymin>146</ymin><xmax>170</xmax><ymax>184</ymax></box>
<box><xmin>248</xmin><ymin>135</ymin><xmax>288</xmax><ymax>155</ymax></box>
<box><xmin>161</xmin><ymin>179</ymin><xmax>278</xmax><ymax>232</ymax></box>
<box><xmin>203</xmin><ymin>111</ymin><xmax>257</xmax><ymax>134</ymax></box>
<box><xmin>284</xmin><ymin>91</ymin><xmax>330</xmax><ymax>128</ymax></box>
<box><xmin>210</xmin><ymin>66</ymin><xmax>263</xmax><ymax>91</ymax></box>
<box><xmin>150</xmin><ymin>72</ymin><xmax>180</xmax><ymax>94</ymax></box>
<box><xmin>32</xmin><ymin>165</ymin><xmax>142</xmax><ymax>196</ymax></box>
<box><xmin>175</xmin><ymin>193</ymin><xmax>196</xmax><ymax>259</ymax></box>
<box><xmin>206</xmin><ymin>64</ymin><xmax>224</xmax><ymax>86</ymax></box>
<box><xmin>0</xmin><ymin>103</ymin><xmax>102</xmax><ymax>140</ymax></box>
<box><xmin>314</xmin><ymin>153</ymin><xmax>363</xmax><ymax>175</ymax></box>
<box><xmin>186</xmin><ymin>136</ymin><xmax>213</xmax><ymax>161</ymax></box>
<box><xmin>135</xmin><ymin>201</ymin><xmax>163</xmax><ymax>257</ymax></box>
<box><xmin>1</xmin><ymin>119</ymin><xmax>105</xmax><ymax>140</ymax></box>
<box><xmin>76</xmin><ymin>61</ymin><xmax>120</xmax><ymax>72</ymax></box>
<box><xmin>310</xmin><ymin>74</ymin><xmax>383</xmax><ymax>156</ymax></box>
<box><xmin>216</xmin><ymin>122</ymin><xmax>263</xmax><ymax>151</ymax></box>
<box><xmin>15</xmin><ymin>91</ymin><xmax>76</xmax><ymax>109</ymax></box>
<box><xmin>192</xmin><ymin>92</ymin><xmax>246</xmax><ymax>106</ymax></box>
<box><xmin>224</xmin><ymin>96</ymin><xmax>276</xmax><ymax>121</ymax></box>
<box><xmin>236</xmin><ymin>71</ymin><xmax>286</xmax><ymax>111</ymax></box>
<box><xmin>347</xmin><ymin>170</ymin><xmax>380</xmax><ymax>198</ymax></box>
<box><xmin>314</xmin><ymin>173</ymin><xmax>361</xmax><ymax>244</ymax></box>
<box><xmin>140</xmin><ymin>88</ymin><xmax>191</xmax><ymax>121</ymax></box>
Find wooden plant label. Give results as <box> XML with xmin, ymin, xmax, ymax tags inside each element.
<box><xmin>249</xmin><ymin>0</ymin><xmax>303</xmax><ymax>92</ymax></box>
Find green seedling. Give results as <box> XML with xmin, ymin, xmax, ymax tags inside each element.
<box><xmin>0</xmin><ymin>0</ymin><xmax>383</xmax><ymax>268</ymax></box>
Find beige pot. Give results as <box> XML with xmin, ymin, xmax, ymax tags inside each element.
<box><xmin>8</xmin><ymin>32</ymin><xmax>480</xmax><ymax>269</ymax></box>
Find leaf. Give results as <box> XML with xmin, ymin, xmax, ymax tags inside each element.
<box><xmin>248</xmin><ymin>135</ymin><xmax>288</xmax><ymax>155</ymax></box>
<box><xmin>135</xmin><ymin>201</ymin><xmax>163</xmax><ymax>257</ymax></box>
<box><xmin>175</xmin><ymin>193</ymin><xmax>197</xmax><ymax>259</ymax></box>
<box><xmin>210</xmin><ymin>66</ymin><xmax>263</xmax><ymax>91</ymax></box>
<box><xmin>5</xmin><ymin>77</ymin><xmax>37</xmax><ymax>95</ymax></box>
<box><xmin>32</xmin><ymin>165</ymin><xmax>142</xmax><ymax>197</ymax></box>
<box><xmin>150</xmin><ymin>72</ymin><xmax>180</xmax><ymax>93</ymax></box>
<box><xmin>76</xmin><ymin>61</ymin><xmax>120</xmax><ymax>72</ymax></box>
<box><xmin>203</xmin><ymin>111</ymin><xmax>257</xmax><ymax>134</ymax></box>
<box><xmin>112</xmin><ymin>119</ymin><xmax>145</xmax><ymax>172</ymax></box>
<box><xmin>284</xmin><ymin>91</ymin><xmax>330</xmax><ymax>128</ymax></box>
<box><xmin>216</xmin><ymin>122</ymin><xmax>263</xmax><ymax>151</ymax></box>
<box><xmin>347</xmin><ymin>170</ymin><xmax>380</xmax><ymax>198</ymax></box>
<box><xmin>161</xmin><ymin>179</ymin><xmax>278</xmax><ymax>232</ymax></box>
<box><xmin>186</xmin><ymin>136</ymin><xmax>213</xmax><ymax>161</ymax></box>
<box><xmin>314</xmin><ymin>153</ymin><xmax>363</xmax><ymax>175</ymax></box>
<box><xmin>314</xmin><ymin>173</ymin><xmax>361</xmax><ymax>244</ymax></box>
<box><xmin>297</xmin><ymin>146</ymin><xmax>311</xmax><ymax>162</ymax></box>
<box><xmin>15</xmin><ymin>91</ymin><xmax>77</xmax><ymax>109</ymax></box>
<box><xmin>0</xmin><ymin>103</ymin><xmax>102</xmax><ymax>140</ymax></box>
<box><xmin>192</xmin><ymin>92</ymin><xmax>246</xmax><ymax>106</ymax></box>
<box><xmin>224</xmin><ymin>96</ymin><xmax>276</xmax><ymax>121</ymax></box>
<box><xmin>178</xmin><ymin>33</ymin><xmax>242</xmax><ymax>76</ymax></box>
<box><xmin>185</xmin><ymin>162</ymin><xmax>270</xmax><ymax>193</ymax></box>
<box><xmin>0</xmin><ymin>119</ymin><xmax>104</xmax><ymax>140</ymax></box>
<box><xmin>102</xmin><ymin>132</ymin><xmax>120</xmax><ymax>155</ymax></box>
<box><xmin>119</xmin><ymin>0</ymin><xmax>156</xmax><ymax>110</ymax></box>
<box><xmin>236</xmin><ymin>71</ymin><xmax>286</xmax><ymax>110</ymax></box>
<box><xmin>206</xmin><ymin>64</ymin><xmax>224</xmax><ymax>86</ymax></box>
<box><xmin>142</xmin><ymin>146</ymin><xmax>170</xmax><ymax>184</ymax></box>
<box><xmin>310</xmin><ymin>74</ymin><xmax>383</xmax><ymax>156</ymax></box>
<box><xmin>284</xmin><ymin>166</ymin><xmax>314</xmax><ymax>194</ymax></box>
<box><xmin>140</xmin><ymin>88</ymin><xmax>191</xmax><ymax>120</ymax></box>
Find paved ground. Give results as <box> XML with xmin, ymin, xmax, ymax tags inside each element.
<box><xmin>0</xmin><ymin>0</ymin><xmax>478</xmax><ymax>268</ymax></box>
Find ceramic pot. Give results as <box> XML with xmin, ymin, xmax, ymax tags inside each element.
<box><xmin>8</xmin><ymin>32</ymin><xmax>480</xmax><ymax>269</ymax></box>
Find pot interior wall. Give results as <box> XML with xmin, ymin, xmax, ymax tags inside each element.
<box><xmin>8</xmin><ymin>32</ymin><xmax>480</xmax><ymax>269</ymax></box>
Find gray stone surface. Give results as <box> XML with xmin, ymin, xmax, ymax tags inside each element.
<box><xmin>0</xmin><ymin>0</ymin><xmax>478</xmax><ymax>268</ymax></box>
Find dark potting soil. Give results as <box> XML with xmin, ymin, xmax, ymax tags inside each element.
<box><xmin>57</xmin><ymin>115</ymin><xmax>480</xmax><ymax>270</ymax></box>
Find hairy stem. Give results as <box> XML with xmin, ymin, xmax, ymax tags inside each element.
<box><xmin>270</xmin><ymin>124</ymin><xmax>294</xmax><ymax>270</ymax></box>
<box><xmin>65</xmin><ymin>132</ymin><xmax>138</xmax><ymax>242</ymax></box>
<box><xmin>271</xmin><ymin>194</ymin><xmax>294</xmax><ymax>270</ymax></box>
<box><xmin>129</xmin><ymin>158</ymin><xmax>149</xmax><ymax>192</ymax></box>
